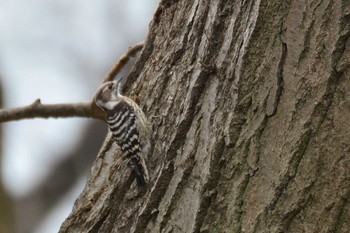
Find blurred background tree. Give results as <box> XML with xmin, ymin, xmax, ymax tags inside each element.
<box><xmin>0</xmin><ymin>80</ymin><xmax>15</xmax><ymax>233</ymax></box>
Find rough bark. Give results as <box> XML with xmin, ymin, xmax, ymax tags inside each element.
<box><xmin>60</xmin><ymin>0</ymin><xmax>350</xmax><ymax>232</ymax></box>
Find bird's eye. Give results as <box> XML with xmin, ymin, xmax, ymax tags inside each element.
<box><xmin>107</xmin><ymin>84</ymin><xmax>113</xmax><ymax>90</ymax></box>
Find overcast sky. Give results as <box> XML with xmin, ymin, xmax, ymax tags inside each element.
<box><xmin>0</xmin><ymin>0</ymin><xmax>158</xmax><ymax>232</ymax></box>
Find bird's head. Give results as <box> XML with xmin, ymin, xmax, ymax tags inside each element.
<box><xmin>94</xmin><ymin>81</ymin><xmax>121</xmax><ymax>111</ymax></box>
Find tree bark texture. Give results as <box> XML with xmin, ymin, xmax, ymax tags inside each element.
<box><xmin>60</xmin><ymin>0</ymin><xmax>350</xmax><ymax>232</ymax></box>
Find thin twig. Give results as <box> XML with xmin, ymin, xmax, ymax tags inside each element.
<box><xmin>0</xmin><ymin>42</ymin><xmax>144</xmax><ymax>123</ymax></box>
<box><xmin>103</xmin><ymin>42</ymin><xmax>144</xmax><ymax>83</ymax></box>
<box><xmin>0</xmin><ymin>99</ymin><xmax>105</xmax><ymax>123</ymax></box>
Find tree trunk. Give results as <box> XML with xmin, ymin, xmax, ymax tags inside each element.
<box><xmin>60</xmin><ymin>0</ymin><xmax>350</xmax><ymax>232</ymax></box>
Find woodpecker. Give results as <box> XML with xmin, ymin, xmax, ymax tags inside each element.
<box><xmin>94</xmin><ymin>80</ymin><xmax>152</xmax><ymax>188</ymax></box>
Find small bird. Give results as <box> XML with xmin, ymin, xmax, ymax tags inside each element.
<box><xmin>94</xmin><ymin>80</ymin><xmax>152</xmax><ymax>188</ymax></box>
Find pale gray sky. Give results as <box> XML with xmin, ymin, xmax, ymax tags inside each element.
<box><xmin>0</xmin><ymin>0</ymin><xmax>158</xmax><ymax>232</ymax></box>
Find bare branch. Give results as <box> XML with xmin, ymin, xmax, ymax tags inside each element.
<box><xmin>0</xmin><ymin>99</ymin><xmax>105</xmax><ymax>123</ymax></box>
<box><xmin>103</xmin><ymin>42</ymin><xmax>144</xmax><ymax>83</ymax></box>
<box><xmin>0</xmin><ymin>42</ymin><xmax>143</xmax><ymax>123</ymax></box>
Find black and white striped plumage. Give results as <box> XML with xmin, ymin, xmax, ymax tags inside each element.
<box><xmin>94</xmin><ymin>81</ymin><xmax>151</xmax><ymax>188</ymax></box>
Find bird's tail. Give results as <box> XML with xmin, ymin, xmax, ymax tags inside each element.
<box><xmin>129</xmin><ymin>158</ymin><xmax>148</xmax><ymax>189</ymax></box>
